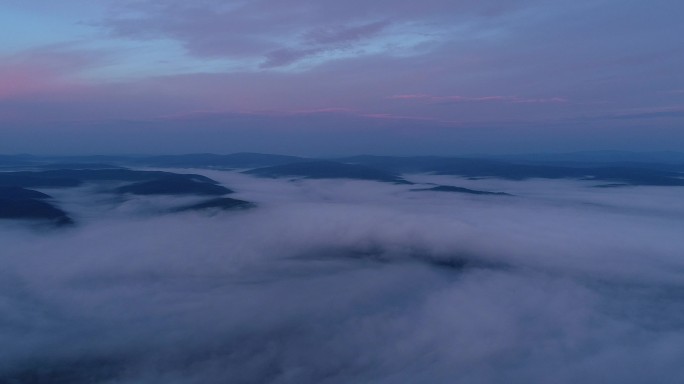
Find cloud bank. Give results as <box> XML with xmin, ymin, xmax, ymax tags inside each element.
<box><xmin>1</xmin><ymin>170</ymin><xmax>683</xmax><ymax>383</ymax></box>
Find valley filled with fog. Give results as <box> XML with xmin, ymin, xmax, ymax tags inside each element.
<box><xmin>1</xmin><ymin>161</ymin><xmax>683</xmax><ymax>383</ymax></box>
<box><xmin>5</xmin><ymin>0</ymin><xmax>684</xmax><ymax>381</ymax></box>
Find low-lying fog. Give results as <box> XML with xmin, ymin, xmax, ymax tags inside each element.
<box><xmin>1</xmin><ymin>170</ymin><xmax>683</xmax><ymax>383</ymax></box>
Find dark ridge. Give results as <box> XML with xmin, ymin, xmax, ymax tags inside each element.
<box><xmin>579</xmin><ymin>162</ymin><xmax>684</xmax><ymax>173</ymax></box>
<box><xmin>592</xmin><ymin>183</ymin><xmax>631</xmax><ymax>188</ymax></box>
<box><xmin>0</xmin><ymin>155</ymin><xmax>133</xmax><ymax>170</ymax></box>
<box><xmin>488</xmin><ymin>150</ymin><xmax>684</xmax><ymax>165</ymax></box>
<box><xmin>578</xmin><ymin>167</ymin><xmax>684</xmax><ymax>186</ymax></box>
<box><xmin>35</xmin><ymin>163</ymin><xmax>125</xmax><ymax>170</ymax></box>
<box><xmin>0</xmin><ymin>186</ymin><xmax>52</xmax><ymax>200</ymax></box>
<box><xmin>4</xmin><ymin>153</ymin><xmax>683</xmax><ymax>186</ymax></box>
<box><xmin>115</xmin><ymin>179</ymin><xmax>232</xmax><ymax>196</ymax></box>
<box><xmin>0</xmin><ymin>198</ymin><xmax>73</xmax><ymax>225</ymax></box>
<box><xmin>34</xmin><ymin>169</ymin><xmax>218</xmax><ymax>184</ymax></box>
<box><xmin>426</xmin><ymin>255</ymin><xmax>510</xmax><ymax>272</ymax></box>
<box><xmin>296</xmin><ymin>245</ymin><xmax>505</xmax><ymax>273</ymax></box>
<box><xmin>134</xmin><ymin>152</ymin><xmax>308</xmax><ymax>168</ymax></box>
<box><xmin>43</xmin><ymin>155</ymin><xmax>134</xmax><ymax>163</ymax></box>
<box><xmin>336</xmin><ymin>155</ymin><xmax>684</xmax><ymax>186</ymax></box>
<box><xmin>0</xmin><ymin>172</ymin><xmax>82</xmax><ymax>188</ymax></box>
<box><xmin>174</xmin><ymin>197</ymin><xmax>256</xmax><ymax>212</ymax></box>
<box><xmin>0</xmin><ymin>154</ymin><xmax>38</xmax><ymax>167</ymax></box>
<box><xmin>411</xmin><ymin>185</ymin><xmax>512</xmax><ymax>196</ymax></box>
<box><xmin>337</xmin><ymin>155</ymin><xmax>583</xmax><ymax>178</ymax></box>
<box><xmin>0</xmin><ymin>358</ymin><xmax>125</xmax><ymax>384</ymax></box>
<box><xmin>244</xmin><ymin>161</ymin><xmax>411</xmax><ymax>184</ymax></box>
<box><xmin>0</xmin><ymin>169</ymin><xmax>219</xmax><ymax>189</ymax></box>
<box><xmin>335</xmin><ymin>155</ymin><xmax>439</xmax><ymax>173</ymax></box>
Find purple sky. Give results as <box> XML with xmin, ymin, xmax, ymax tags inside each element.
<box><xmin>1</xmin><ymin>0</ymin><xmax>683</xmax><ymax>155</ymax></box>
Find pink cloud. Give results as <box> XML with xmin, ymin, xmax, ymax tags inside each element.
<box><xmin>389</xmin><ymin>94</ymin><xmax>568</xmax><ymax>104</ymax></box>
<box><xmin>389</xmin><ymin>94</ymin><xmax>433</xmax><ymax>100</ymax></box>
<box><xmin>361</xmin><ymin>112</ymin><xmax>462</xmax><ymax>125</ymax></box>
<box><xmin>0</xmin><ymin>66</ymin><xmax>55</xmax><ymax>100</ymax></box>
<box><xmin>0</xmin><ymin>45</ymin><xmax>107</xmax><ymax>100</ymax></box>
<box><xmin>288</xmin><ymin>107</ymin><xmax>356</xmax><ymax>115</ymax></box>
<box><xmin>0</xmin><ymin>64</ymin><xmax>89</xmax><ymax>102</ymax></box>
<box><xmin>159</xmin><ymin>107</ymin><xmax>358</xmax><ymax>121</ymax></box>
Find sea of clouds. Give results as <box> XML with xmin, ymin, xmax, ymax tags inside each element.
<box><xmin>1</xmin><ymin>170</ymin><xmax>683</xmax><ymax>383</ymax></box>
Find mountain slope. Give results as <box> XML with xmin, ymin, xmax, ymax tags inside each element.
<box><xmin>245</xmin><ymin>161</ymin><xmax>410</xmax><ymax>184</ymax></box>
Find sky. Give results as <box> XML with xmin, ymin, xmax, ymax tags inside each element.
<box><xmin>1</xmin><ymin>0</ymin><xmax>683</xmax><ymax>155</ymax></box>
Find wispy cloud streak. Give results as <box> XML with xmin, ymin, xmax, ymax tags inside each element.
<box><xmin>390</xmin><ymin>94</ymin><xmax>568</xmax><ymax>104</ymax></box>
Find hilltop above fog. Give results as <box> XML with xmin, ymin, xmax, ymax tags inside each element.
<box><xmin>1</xmin><ymin>151</ymin><xmax>682</xmax><ymax>225</ymax></box>
<box><xmin>0</xmin><ymin>152</ymin><xmax>683</xmax><ymax>383</ymax></box>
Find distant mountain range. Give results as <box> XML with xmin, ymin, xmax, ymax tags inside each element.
<box><xmin>488</xmin><ymin>150</ymin><xmax>684</xmax><ymax>165</ymax></box>
<box><xmin>336</xmin><ymin>155</ymin><xmax>684</xmax><ymax>186</ymax></box>
<box><xmin>412</xmin><ymin>185</ymin><xmax>512</xmax><ymax>196</ymax></box>
<box><xmin>244</xmin><ymin>161</ymin><xmax>411</xmax><ymax>184</ymax></box>
<box><xmin>1</xmin><ymin>151</ymin><xmax>683</xmax><ymax>225</ymax></box>
<box><xmin>132</xmin><ymin>153</ymin><xmax>305</xmax><ymax>168</ymax></box>
<box><xmin>2</xmin><ymin>150</ymin><xmax>684</xmax><ymax>183</ymax></box>
<box><xmin>2</xmin><ymin>151</ymin><xmax>684</xmax><ymax>186</ymax></box>
<box><xmin>0</xmin><ymin>168</ymin><xmax>245</xmax><ymax>225</ymax></box>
